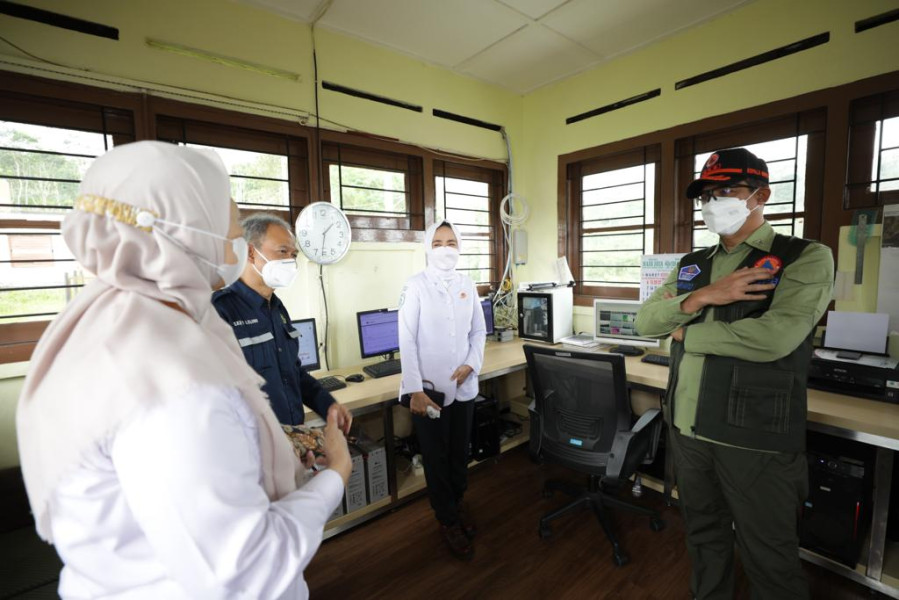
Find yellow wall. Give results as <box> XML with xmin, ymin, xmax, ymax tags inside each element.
<box><xmin>0</xmin><ymin>0</ymin><xmax>521</xmax><ymax>159</ymax></box>
<box><xmin>3</xmin><ymin>0</ymin><xmax>899</xmax><ymax>467</ymax></box>
<box><xmin>520</xmin><ymin>0</ymin><xmax>899</xmax><ymax>330</ymax></box>
<box><xmin>0</xmin><ymin>0</ymin><xmax>522</xmax><ymax>467</ymax></box>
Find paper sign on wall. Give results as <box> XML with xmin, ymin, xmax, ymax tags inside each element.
<box><xmin>640</xmin><ymin>254</ymin><xmax>685</xmax><ymax>302</ymax></box>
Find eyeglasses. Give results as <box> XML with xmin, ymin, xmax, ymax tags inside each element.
<box><xmin>693</xmin><ymin>184</ymin><xmax>756</xmax><ymax>207</ymax></box>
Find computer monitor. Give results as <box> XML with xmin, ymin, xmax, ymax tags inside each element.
<box><xmin>290</xmin><ymin>318</ymin><xmax>321</xmax><ymax>371</ymax></box>
<box><xmin>481</xmin><ymin>298</ymin><xmax>495</xmax><ymax>335</ymax></box>
<box><xmin>593</xmin><ymin>299</ymin><xmax>660</xmax><ymax>349</ymax></box>
<box><xmin>357</xmin><ymin>308</ymin><xmax>400</xmax><ymax>359</ymax></box>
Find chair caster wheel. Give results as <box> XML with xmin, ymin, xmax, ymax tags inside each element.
<box><xmin>538</xmin><ymin>525</ymin><xmax>552</xmax><ymax>539</ymax></box>
<box><xmin>650</xmin><ymin>518</ymin><xmax>665</xmax><ymax>532</ymax></box>
<box><xmin>613</xmin><ymin>553</ymin><xmax>629</xmax><ymax>567</ymax></box>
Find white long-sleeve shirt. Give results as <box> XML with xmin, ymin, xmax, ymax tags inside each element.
<box><xmin>49</xmin><ymin>385</ymin><xmax>344</xmax><ymax>599</ymax></box>
<box><xmin>398</xmin><ymin>269</ymin><xmax>486</xmax><ymax>405</ymax></box>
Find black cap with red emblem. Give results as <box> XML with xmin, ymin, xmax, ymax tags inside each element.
<box><xmin>685</xmin><ymin>148</ymin><xmax>769</xmax><ymax>200</ymax></box>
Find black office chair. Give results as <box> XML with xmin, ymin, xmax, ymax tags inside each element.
<box><xmin>524</xmin><ymin>344</ymin><xmax>665</xmax><ymax>566</ymax></box>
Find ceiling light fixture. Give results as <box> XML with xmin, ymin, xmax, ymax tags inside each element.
<box><xmin>145</xmin><ymin>38</ymin><xmax>300</xmax><ymax>82</ymax></box>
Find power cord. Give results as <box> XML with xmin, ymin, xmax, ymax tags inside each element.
<box><xmin>494</xmin><ymin>193</ymin><xmax>528</xmax><ymax>329</ymax></box>
<box><xmin>318</xmin><ymin>263</ymin><xmax>330</xmax><ymax>370</ymax></box>
<box><xmin>493</xmin><ymin>128</ymin><xmax>529</xmax><ymax>330</ymax></box>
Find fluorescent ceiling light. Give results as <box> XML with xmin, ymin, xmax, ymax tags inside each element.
<box><xmin>145</xmin><ymin>38</ymin><xmax>300</xmax><ymax>82</ymax></box>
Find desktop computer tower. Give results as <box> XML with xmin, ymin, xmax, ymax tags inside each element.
<box><xmin>470</xmin><ymin>395</ymin><xmax>500</xmax><ymax>461</ymax></box>
<box><xmin>344</xmin><ymin>447</ymin><xmax>367</xmax><ymax>514</ymax></box>
<box><xmin>799</xmin><ymin>448</ymin><xmax>870</xmax><ymax>568</ymax></box>
<box><xmin>354</xmin><ymin>434</ymin><xmax>389</xmax><ymax>504</ymax></box>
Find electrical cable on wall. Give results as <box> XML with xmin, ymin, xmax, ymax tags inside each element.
<box><xmin>318</xmin><ymin>263</ymin><xmax>331</xmax><ymax>370</ymax></box>
<box><xmin>310</xmin><ymin>3</ymin><xmax>333</xmax><ymax>370</ymax></box>
<box><xmin>494</xmin><ymin>128</ymin><xmax>528</xmax><ymax>330</ymax></box>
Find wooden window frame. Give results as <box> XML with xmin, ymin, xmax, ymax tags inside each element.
<box><xmin>846</xmin><ymin>89</ymin><xmax>899</xmax><ymax>209</ymax></box>
<box><xmin>675</xmin><ymin>109</ymin><xmax>827</xmax><ymax>251</ymax></box>
<box><xmin>559</xmin><ymin>70</ymin><xmax>899</xmax><ymax>308</ymax></box>
<box><xmin>0</xmin><ymin>70</ymin><xmax>509</xmax><ymax>362</ymax></box>
<box><xmin>149</xmin><ymin>98</ymin><xmax>312</xmax><ymax>226</ymax></box>
<box><xmin>564</xmin><ymin>145</ymin><xmax>661</xmax><ymax>300</ymax></box>
<box><xmin>321</xmin><ymin>139</ymin><xmax>424</xmax><ymax>236</ymax></box>
<box><xmin>0</xmin><ymin>71</ymin><xmax>141</xmax><ymax>363</ymax></box>
<box><xmin>434</xmin><ymin>159</ymin><xmax>507</xmax><ymax>291</ymax></box>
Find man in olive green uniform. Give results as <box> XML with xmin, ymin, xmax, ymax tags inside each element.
<box><xmin>636</xmin><ymin>148</ymin><xmax>833</xmax><ymax>599</ymax></box>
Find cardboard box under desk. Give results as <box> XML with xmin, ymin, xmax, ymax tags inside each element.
<box><xmin>354</xmin><ymin>434</ymin><xmax>389</xmax><ymax>504</ymax></box>
<box><xmin>345</xmin><ymin>447</ymin><xmax>367</xmax><ymax>514</ymax></box>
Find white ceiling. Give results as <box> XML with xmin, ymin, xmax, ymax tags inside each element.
<box><xmin>234</xmin><ymin>0</ymin><xmax>755</xmax><ymax>94</ymax></box>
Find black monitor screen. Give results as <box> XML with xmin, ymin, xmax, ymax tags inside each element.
<box><xmin>291</xmin><ymin>318</ymin><xmax>320</xmax><ymax>371</ymax></box>
<box><xmin>357</xmin><ymin>308</ymin><xmax>400</xmax><ymax>359</ymax></box>
<box><xmin>481</xmin><ymin>298</ymin><xmax>495</xmax><ymax>335</ymax></box>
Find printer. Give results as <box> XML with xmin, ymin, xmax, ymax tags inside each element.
<box><xmin>808</xmin><ymin>311</ymin><xmax>899</xmax><ymax>404</ymax></box>
<box><xmin>808</xmin><ymin>349</ymin><xmax>899</xmax><ymax>404</ymax></box>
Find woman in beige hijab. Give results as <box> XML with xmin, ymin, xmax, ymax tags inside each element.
<box><xmin>16</xmin><ymin>141</ymin><xmax>351</xmax><ymax>599</ymax></box>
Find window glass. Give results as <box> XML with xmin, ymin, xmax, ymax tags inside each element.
<box><xmin>330</xmin><ymin>164</ymin><xmax>407</xmax><ymax>216</ymax></box>
<box><xmin>580</xmin><ymin>163</ymin><xmax>655</xmax><ymax>290</ymax></box>
<box><xmin>0</xmin><ymin>121</ymin><xmax>111</xmax><ymax>322</ymax></box>
<box><xmin>436</xmin><ymin>174</ymin><xmax>494</xmax><ymax>285</ymax></box>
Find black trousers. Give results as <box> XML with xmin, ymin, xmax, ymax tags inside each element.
<box><xmin>412</xmin><ymin>399</ymin><xmax>475</xmax><ymax>526</ymax></box>
<box><xmin>669</xmin><ymin>430</ymin><xmax>809</xmax><ymax>600</ymax></box>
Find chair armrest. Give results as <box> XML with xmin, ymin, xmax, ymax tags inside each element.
<box><xmin>606</xmin><ymin>409</ymin><xmax>661</xmax><ymax>479</ymax></box>
<box><xmin>631</xmin><ymin>408</ymin><xmax>660</xmax><ymax>434</ymax></box>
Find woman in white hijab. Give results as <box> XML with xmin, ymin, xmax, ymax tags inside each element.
<box><xmin>16</xmin><ymin>141</ymin><xmax>351</xmax><ymax>599</ymax></box>
<box><xmin>397</xmin><ymin>220</ymin><xmax>486</xmax><ymax>561</ymax></box>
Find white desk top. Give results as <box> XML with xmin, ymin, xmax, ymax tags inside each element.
<box><xmin>313</xmin><ymin>338</ymin><xmax>899</xmax><ymax>446</ymax></box>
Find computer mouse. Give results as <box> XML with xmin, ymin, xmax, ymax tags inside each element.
<box><xmin>345</xmin><ymin>373</ymin><xmax>365</xmax><ymax>383</ymax></box>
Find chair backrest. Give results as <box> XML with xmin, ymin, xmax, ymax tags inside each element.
<box><xmin>524</xmin><ymin>344</ymin><xmax>632</xmax><ymax>474</ymax></box>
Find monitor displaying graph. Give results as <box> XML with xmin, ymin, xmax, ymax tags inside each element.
<box><xmin>593</xmin><ymin>299</ymin><xmax>660</xmax><ymax>349</ymax></box>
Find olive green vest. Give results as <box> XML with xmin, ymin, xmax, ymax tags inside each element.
<box><xmin>667</xmin><ymin>234</ymin><xmax>813</xmax><ymax>452</ymax></box>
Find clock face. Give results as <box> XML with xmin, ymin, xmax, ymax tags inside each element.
<box><xmin>295</xmin><ymin>202</ymin><xmax>352</xmax><ymax>265</ymax></box>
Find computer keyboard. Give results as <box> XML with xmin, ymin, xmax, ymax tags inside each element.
<box><xmin>363</xmin><ymin>359</ymin><xmax>402</xmax><ymax>379</ymax></box>
<box><xmin>640</xmin><ymin>354</ymin><xmax>670</xmax><ymax>367</ymax></box>
<box><xmin>317</xmin><ymin>376</ymin><xmax>347</xmax><ymax>392</ymax></box>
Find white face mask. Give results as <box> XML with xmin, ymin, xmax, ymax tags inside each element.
<box><xmin>253</xmin><ymin>247</ymin><xmax>298</xmax><ymax>288</ymax></box>
<box><xmin>700</xmin><ymin>190</ymin><xmax>760</xmax><ymax>236</ymax></box>
<box><xmin>137</xmin><ymin>211</ymin><xmax>247</xmax><ymax>288</ymax></box>
<box><xmin>217</xmin><ymin>237</ymin><xmax>248</xmax><ymax>288</ymax></box>
<box><xmin>427</xmin><ymin>246</ymin><xmax>460</xmax><ymax>271</ymax></box>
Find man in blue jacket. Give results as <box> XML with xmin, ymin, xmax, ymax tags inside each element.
<box><xmin>213</xmin><ymin>213</ymin><xmax>351</xmax><ymax>432</ymax></box>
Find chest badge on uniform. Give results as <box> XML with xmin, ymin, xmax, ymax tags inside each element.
<box><xmin>280</xmin><ymin>314</ymin><xmax>287</xmax><ymax>324</ymax></box>
<box><xmin>754</xmin><ymin>255</ymin><xmax>783</xmax><ymax>273</ymax></box>
<box><xmin>753</xmin><ymin>255</ymin><xmax>783</xmax><ymax>287</ymax></box>
<box><xmin>678</xmin><ymin>264</ymin><xmax>701</xmax><ymax>281</ymax></box>
<box><xmin>460</xmin><ymin>291</ymin><xmax>467</xmax><ymax>299</ymax></box>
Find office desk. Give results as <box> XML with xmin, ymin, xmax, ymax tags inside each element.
<box><xmin>314</xmin><ymin>339</ymin><xmax>899</xmax><ymax>597</ymax></box>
